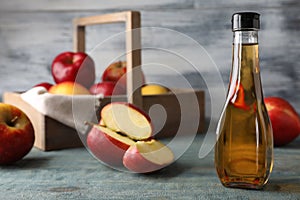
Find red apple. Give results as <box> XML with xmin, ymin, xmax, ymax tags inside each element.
<box><xmin>101</xmin><ymin>61</ymin><xmax>145</xmax><ymax>90</ymax></box>
<box><xmin>102</xmin><ymin>61</ymin><xmax>126</xmax><ymax>83</ymax></box>
<box><xmin>87</xmin><ymin>124</ymin><xmax>135</xmax><ymax>167</ymax></box>
<box><xmin>123</xmin><ymin>139</ymin><xmax>174</xmax><ymax>173</ymax></box>
<box><xmin>51</xmin><ymin>52</ymin><xmax>95</xmax><ymax>88</ymax></box>
<box><xmin>0</xmin><ymin>103</ymin><xmax>35</xmax><ymax>165</ymax></box>
<box><xmin>33</xmin><ymin>82</ymin><xmax>53</xmax><ymax>91</ymax></box>
<box><xmin>89</xmin><ymin>81</ymin><xmax>126</xmax><ymax>96</ymax></box>
<box><xmin>265</xmin><ymin>97</ymin><xmax>300</xmax><ymax>146</ymax></box>
<box><xmin>101</xmin><ymin>102</ymin><xmax>152</xmax><ymax>140</ymax></box>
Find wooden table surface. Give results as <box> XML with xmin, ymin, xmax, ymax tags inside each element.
<box><xmin>1</xmin><ymin>134</ymin><xmax>300</xmax><ymax>200</ymax></box>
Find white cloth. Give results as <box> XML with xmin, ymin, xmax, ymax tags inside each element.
<box><xmin>20</xmin><ymin>87</ymin><xmax>103</xmax><ymax>135</ymax></box>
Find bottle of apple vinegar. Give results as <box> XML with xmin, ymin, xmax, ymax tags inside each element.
<box><xmin>214</xmin><ymin>12</ymin><xmax>274</xmax><ymax>189</ymax></box>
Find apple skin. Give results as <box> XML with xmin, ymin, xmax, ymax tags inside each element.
<box><xmin>265</xmin><ymin>97</ymin><xmax>300</xmax><ymax>146</ymax></box>
<box><xmin>102</xmin><ymin>61</ymin><xmax>145</xmax><ymax>89</ymax></box>
<box><xmin>141</xmin><ymin>84</ymin><xmax>169</xmax><ymax>96</ymax></box>
<box><xmin>102</xmin><ymin>61</ymin><xmax>126</xmax><ymax>83</ymax></box>
<box><xmin>123</xmin><ymin>145</ymin><xmax>163</xmax><ymax>173</ymax></box>
<box><xmin>86</xmin><ymin>125</ymin><xmax>134</xmax><ymax>167</ymax></box>
<box><xmin>89</xmin><ymin>81</ymin><xmax>126</xmax><ymax>96</ymax></box>
<box><xmin>0</xmin><ymin>103</ymin><xmax>35</xmax><ymax>165</ymax></box>
<box><xmin>49</xmin><ymin>81</ymin><xmax>91</xmax><ymax>95</ymax></box>
<box><xmin>33</xmin><ymin>82</ymin><xmax>53</xmax><ymax>91</ymax></box>
<box><xmin>123</xmin><ymin>140</ymin><xmax>174</xmax><ymax>173</ymax></box>
<box><xmin>51</xmin><ymin>52</ymin><xmax>95</xmax><ymax>88</ymax></box>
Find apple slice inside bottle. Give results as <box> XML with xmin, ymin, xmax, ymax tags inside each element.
<box><xmin>123</xmin><ymin>139</ymin><xmax>174</xmax><ymax>173</ymax></box>
<box><xmin>101</xmin><ymin>102</ymin><xmax>152</xmax><ymax>140</ymax></box>
<box><xmin>87</xmin><ymin>124</ymin><xmax>135</xmax><ymax>167</ymax></box>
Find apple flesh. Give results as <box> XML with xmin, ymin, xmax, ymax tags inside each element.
<box><xmin>123</xmin><ymin>139</ymin><xmax>174</xmax><ymax>173</ymax></box>
<box><xmin>49</xmin><ymin>81</ymin><xmax>91</xmax><ymax>95</ymax></box>
<box><xmin>265</xmin><ymin>97</ymin><xmax>300</xmax><ymax>146</ymax></box>
<box><xmin>89</xmin><ymin>81</ymin><xmax>126</xmax><ymax>96</ymax></box>
<box><xmin>51</xmin><ymin>51</ymin><xmax>95</xmax><ymax>88</ymax></box>
<box><xmin>86</xmin><ymin>102</ymin><xmax>174</xmax><ymax>172</ymax></box>
<box><xmin>101</xmin><ymin>102</ymin><xmax>152</xmax><ymax>140</ymax></box>
<box><xmin>87</xmin><ymin>124</ymin><xmax>135</xmax><ymax>167</ymax></box>
<box><xmin>0</xmin><ymin>103</ymin><xmax>35</xmax><ymax>165</ymax></box>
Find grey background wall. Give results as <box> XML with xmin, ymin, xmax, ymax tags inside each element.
<box><xmin>0</xmin><ymin>0</ymin><xmax>299</xmax><ymax>114</ymax></box>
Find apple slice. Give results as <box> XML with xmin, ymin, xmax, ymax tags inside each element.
<box><xmin>123</xmin><ymin>139</ymin><xmax>174</xmax><ymax>173</ymax></box>
<box><xmin>87</xmin><ymin>124</ymin><xmax>135</xmax><ymax>167</ymax></box>
<box><xmin>101</xmin><ymin>102</ymin><xmax>152</xmax><ymax>140</ymax></box>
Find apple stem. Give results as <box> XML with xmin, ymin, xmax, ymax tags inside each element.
<box><xmin>84</xmin><ymin>121</ymin><xmax>105</xmax><ymax>128</ymax></box>
<box><xmin>10</xmin><ymin>116</ymin><xmax>18</xmax><ymax>124</ymax></box>
<box><xmin>84</xmin><ymin>121</ymin><xmax>96</xmax><ymax>127</ymax></box>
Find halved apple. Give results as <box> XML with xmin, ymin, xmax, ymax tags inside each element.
<box><xmin>123</xmin><ymin>139</ymin><xmax>174</xmax><ymax>173</ymax></box>
<box><xmin>101</xmin><ymin>102</ymin><xmax>152</xmax><ymax>140</ymax></box>
<box><xmin>87</xmin><ymin>124</ymin><xmax>135</xmax><ymax>167</ymax></box>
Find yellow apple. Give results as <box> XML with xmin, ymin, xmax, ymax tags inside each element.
<box><xmin>49</xmin><ymin>81</ymin><xmax>91</xmax><ymax>95</ymax></box>
<box><xmin>141</xmin><ymin>84</ymin><xmax>169</xmax><ymax>95</ymax></box>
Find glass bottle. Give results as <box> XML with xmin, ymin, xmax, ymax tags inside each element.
<box><xmin>214</xmin><ymin>12</ymin><xmax>273</xmax><ymax>189</ymax></box>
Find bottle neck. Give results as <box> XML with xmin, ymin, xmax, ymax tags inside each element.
<box><xmin>232</xmin><ymin>30</ymin><xmax>259</xmax><ymax>72</ymax></box>
<box><xmin>228</xmin><ymin>30</ymin><xmax>263</xmax><ymax>105</ymax></box>
<box><xmin>233</xmin><ymin>30</ymin><xmax>258</xmax><ymax>44</ymax></box>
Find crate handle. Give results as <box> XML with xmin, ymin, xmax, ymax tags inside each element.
<box><xmin>73</xmin><ymin>11</ymin><xmax>143</xmax><ymax>108</ymax></box>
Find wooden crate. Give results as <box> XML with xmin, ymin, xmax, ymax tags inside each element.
<box><xmin>3</xmin><ymin>89</ymin><xmax>204</xmax><ymax>151</ymax></box>
<box><xmin>3</xmin><ymin>11</ymin><xmax>205</xmax><ymax>151</ymax></box>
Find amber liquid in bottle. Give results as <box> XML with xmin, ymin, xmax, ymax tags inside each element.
<box><xmin>214</xmin><ymin>31</ymin><xmax>273</xmax><ymax>189</ymax></box>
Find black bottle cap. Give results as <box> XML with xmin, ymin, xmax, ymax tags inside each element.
<box><xmin>232</xmin><ymin>12</ymin><xmax>260</xmax><ymax>31</ymax></box>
